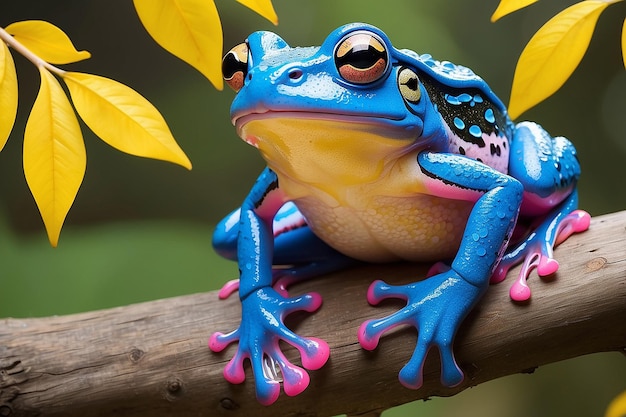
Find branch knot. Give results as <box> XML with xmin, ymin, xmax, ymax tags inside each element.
<box><xmin>0</xmin><ymin>361</ymin><xmax>29</xmax><ymax>416</ymax></box>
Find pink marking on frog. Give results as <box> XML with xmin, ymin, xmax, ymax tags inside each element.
<box><xmin>426</xmin><ymin>261</ymin><xmax>450</xmax><ymax>278</ymax></box>
<box><xmin>208</xmin><ymin>330</ymin><xmax>235</xmax><ymax>353</ymax></box>
<box><xmin>493</xmin><ymin>209</ymin><xmax>590</xmax><ymax>302</ymax></box>
<box><xmin>444</xmin><ymin>121</ymin><xmax>510</xmax><ymax>174</ymax></box>
<box><xmin>520</xmin><ymin>188</ymin><xmax>576</xmax><ymax>216</ymax></box>
<box><xmin>218</xmin><ymin>275</ymin><xmax>296</xmax><ymax>300</ymax></box>
<box><xmin>218</xmin><ymin>279</ymin><xmax>240</xmax><ymax>299</ymax></box>
<box><xmin>293</xmin><ymin>336</ymin><xmax>330</xmax><ymax>371</ymax></box>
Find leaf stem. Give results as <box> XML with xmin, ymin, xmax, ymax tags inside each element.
<box><xmin>0</xmin><ymin>26</ymin><xmax>66</xmax><ymax>76</ymax></box>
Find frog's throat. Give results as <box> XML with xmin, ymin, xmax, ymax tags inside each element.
<box><xmin>236</xmin><ymin>114</ymin><xmax>418</xmax><ymax>190</ymax></box>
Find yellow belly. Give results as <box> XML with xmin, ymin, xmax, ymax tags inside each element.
<box><xmin>238</xmin><ymin>116</ymin><xmax>473</xmax><ymax>262</ymax></box>
<box><xmin>290</xmin><ymin>190</ymin><xmax>472</xmax><ymax>262</ymax></box>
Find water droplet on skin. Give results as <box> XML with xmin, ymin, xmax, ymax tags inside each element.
<box><xmin>476</xmin><ymin>247</ymin><xmax>487</xmax><ymax>256</ymax></box>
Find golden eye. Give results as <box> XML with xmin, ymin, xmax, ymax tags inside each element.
<box><xmin>335</xmin><ymin>31</ymin><xmax>388</xmax><ymax>84</ymax></box>
<box><xmin>222</xmin><ymin>43</ymin><xmax>249</xmax><ymax>92</ymax></box>
<box><xmin>398</xmin><ymin>67</ymin><xmax>421</xmax><ymax>103</ymax></box>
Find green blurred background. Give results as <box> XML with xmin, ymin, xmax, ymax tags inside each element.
<box><xmin>1</xmin><ymin>1</ymin><xmax>624</xmax><ymax>416</ymax></box>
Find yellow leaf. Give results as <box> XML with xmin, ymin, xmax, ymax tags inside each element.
<box><xmin>491</xmin><ymin>0</ymin><xmax>539</xmax><ymax>22</ymax></box>
<box><xmin>5</xmin><ymin>20</ymin><xmax>90</xmax><ymax>65</ymax></box>
<box><xmin>62</xmin><ymin>72</ymin><xmax>192</xmax><ymax>170</ymax></box>
<box><xmin>508</xmin><ymin>0</ymin><xmax>615</xmax><ymax>119</ymax></box>
<box><xmin>605</xmin><ymin>390</ymin><xmax>626</xmax><ymax>417</ymax></box>
<box><xmin>236</xmin><ymin>0</ymin><xmax>278</xmax><ymax>25</ymax></box>
<box><xmin>24</xmin><ymin>67</ymin><xmax>86</xmax><ymax>247</ymax></box>
<box><xmin>0</xmin><ymin>41</ymin><xmax>18</xmax><ymax>151</ymax></box>
<box><xmin>622</xmin><ymin>17</ymin><xmax>626</xmax><ymax>68</ymax></box>
<box><xmin>133</xmin><ymin>0</ymin><xmax>223</xmax><ymax>89</ymax></box>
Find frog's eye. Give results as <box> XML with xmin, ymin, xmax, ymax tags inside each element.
<box><xmin>397</xmin><ymin>67</ymin><xmax>421</xmax><ymax>103</ymax></box>
<box><xmin>222</xmin><ymin>43</ymin><xmax>249</xmax><ymax>92</ymax></box>
<box><xmin>335</xmin><ymin>31</ymin><xmax>388</xmax><ymax>84</ymax></box>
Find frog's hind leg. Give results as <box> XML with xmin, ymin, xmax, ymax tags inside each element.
<box><xmin>270</xmin><ymin>224</ymin><xmax>357</xmax><ymax>297</ymax></box>
<box><xmin>492</xmin><ymin>193</ymin><xmax>590</xmax><ymax>301</ymax></box>
<box><xmin>492</xmin><ymin>122</ymin><xmax>591</xmax><ymax>301</ymax></box>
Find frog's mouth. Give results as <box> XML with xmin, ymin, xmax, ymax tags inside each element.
<box><xmin>233</xmin><ymin>111</ymin><xmax>418</xmax><ymax>187</ymax></box>
<box><xmin>234</xmin><ymin>110</ymin><xmax>415</xmax><ymax>147</ymax></box>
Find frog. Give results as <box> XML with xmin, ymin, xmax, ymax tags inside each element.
<box><xmin>208</xmin><ymin>23</ymin><xmax>591</xmax><ymax>405</ymax></box>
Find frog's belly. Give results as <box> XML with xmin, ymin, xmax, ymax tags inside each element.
<box><xmin>294</xmin><ymin>194</ymin><xmax>473</xmax><ymax>262</ymax></box>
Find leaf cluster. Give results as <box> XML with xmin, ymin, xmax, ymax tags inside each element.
<box><xmin>491</xmin><ymin>0</ymin><xmax>625</xmax><ymax>118</ymax></box>
<box><xmin>0</xmin><ymin>0</ymin><xmax>277</xmax><ymax>246</ymax></box>
<box><xmin>0</xmin><ymin>0</ymin><xmax>622</xmax><ymax>245</ymax></box>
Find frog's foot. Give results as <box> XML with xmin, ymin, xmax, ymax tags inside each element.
<box><xmin>491</xmin><ymin>209</ymin><xmax>590</xmax><ymax>302</ymax></box>
<box><xmin>358</xmin><ymin>270</ymin><xmax>483</xmax><ymax>389</ymax></box>
<box><xmin>209</xmin><ymin>287</ymin><xmax>329</xmax><ymax>405</ymax></box>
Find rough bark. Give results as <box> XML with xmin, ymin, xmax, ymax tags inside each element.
<box><xmin>1</xmin><ymin>211</ymin><xmax>625</xmax><ymax>417</ymax></box>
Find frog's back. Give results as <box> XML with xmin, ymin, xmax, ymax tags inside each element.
<box><xmin>402</xmin><ymin>51</ymin><xmax>514</xmax><ymax>173</ymax></box>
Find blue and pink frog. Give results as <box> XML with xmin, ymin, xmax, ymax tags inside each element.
<box><xmin>208</xmin><ymin>23</ymin><xmax>590</xmax><ymax>405</ymax></box>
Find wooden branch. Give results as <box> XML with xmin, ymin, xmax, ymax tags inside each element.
<box><xmin>1</xmin><ymin>211</ymin><xmax>625</xmax><ymax>417</ymax></box>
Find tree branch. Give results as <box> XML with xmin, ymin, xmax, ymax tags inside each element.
<box><xmin>1</xmin><ymin>211</ymin><xmax>625</xmax><ymax>417</ymax></box>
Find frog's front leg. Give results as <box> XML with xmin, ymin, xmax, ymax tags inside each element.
<box><xmin>209</xmin><ymin>168</ymin><xmax>330</xmax><ymax>405</ymax></box>
<box><xmin>359</xmin><ymin>152</ymin><xmax>523</xmax><ymax>389</ymax></box>
<box><xmin>491</xmin><ymin>122</ymin><xmax>590</xmax><ymax>301</ymax></box>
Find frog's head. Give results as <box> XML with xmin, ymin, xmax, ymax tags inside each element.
<box><xmin>221</xmin><ymin>23</ymin><xmax>446</xmax><ymax>184</ymax></box>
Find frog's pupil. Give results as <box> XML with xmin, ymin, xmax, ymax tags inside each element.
<box><xmin>404</xmin><ymin>77</ymin><xmax>418</xmax><ymax>91</ymax></box>
<box><xmin>337</xmin><ymin>46</ymin><xmax>386</xmax><ymax>69</ymax></box>
<box><xmin>222</xmin><ymin>52</ymin><xmax>247</xmax><ymax>80</ymax></box>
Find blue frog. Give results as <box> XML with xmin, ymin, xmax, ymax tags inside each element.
<box><xmin>209</xmin><ymin>23</ymin><xmax>590</xmax><ymax>405</ymax></box>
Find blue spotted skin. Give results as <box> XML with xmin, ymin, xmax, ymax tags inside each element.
<box><xmin>210</xmin><ymin>23</ymin><xmax>590</xmax><ymax>404</ymax></box>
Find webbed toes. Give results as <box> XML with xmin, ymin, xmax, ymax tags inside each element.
<box><xmin>554</xmin><ymin>209</ymin><xmax>591</xmax><ymax>245</ymax></box>
<box><xmin>496</xmin><ymin>209</ymin><xmax>590</xmax><ymax>301</ymax></box>
<box><xmin>359</xmin><ymin>280</ymin><xmax>414</xmax><ymax>350</ymax></box>
<box><xmin>398</xmin><ymin>317</ymin><xmax>464</xmax><ymax>389</ymax></box>
<box><xmin>366</xmin><ymin>279</ymin><xmax>410</xmax><ymax>305</ymax></box>
<box><xmin>210</xmin><ymin>287</ymin><xmax>328</xmax><ymax>404</ymax></box>
<box><xmin>209</xmin><ymin>328</ymin><xmax>240</xmax><ymax>352</ymax></box>
<box><xmin>360</xmin><ymin>273</ymin><xmax>479</xmax><ymax>390</ymax></box>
